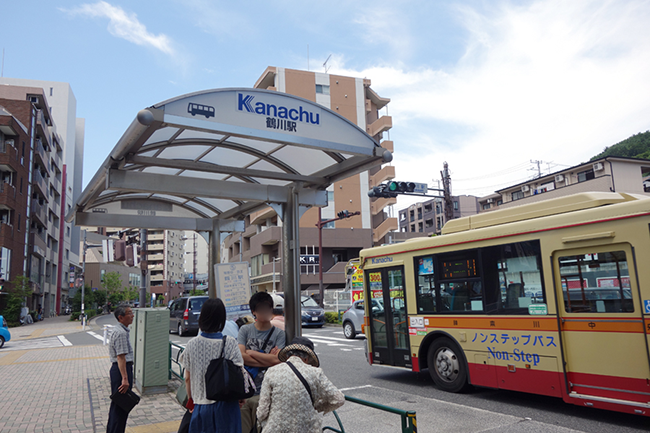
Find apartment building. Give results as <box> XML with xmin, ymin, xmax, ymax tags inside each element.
<box><xmin>98</xmin><ymin>228</ymin><xmax>185</xmax><ymax>302</ymax></box>
<box><xmin>223</xmin><ymin>67</ymin><xmax>397</xmax><ymax>301</ymax></box>
<box><xmin>147</xmin><ymin>229</ymin><xmax>185</xmax><ymax>301</ymax></box>
<box><xmin>0</xmin><ymin>85</ymin><xmax>66</xmax><ymax>316</ymax></box>
<box><xmin>0</xmin><ymin>78</ymin><xmax>85</xmax><ymax>315</ymax></box>
<box><xmin>398</xmin><ymin>195</ymin><xmax>480</xmax><ymax>236</ymax></box>
<box><xmin>478</xmin><ymin>156</ymin><xmax>650</xmax><ymax>212</ymax></box>
<box><xmin>182</xmin><ymin>231</ymin><xmax>208</xmax><ymax>292</ymax></box>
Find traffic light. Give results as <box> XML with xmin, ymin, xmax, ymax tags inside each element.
<box><xmin>126</xmin><ymin>244</ymin><xmax>134</xmax><ymax>266</ymax></box>
<box><xmin>337</xmin><ymin>210</ymin><xmax>351</xmax><ymax>219</ymax></box>
<box><xmin>114</xmin><ymin>240</ymin><xmax>126</xmax><ymax>261</ymax></box>
<box><xmin>368</xmin><ymin>181</ymin><xmax>418</xmax><ymax>198</ymax></box>
<box><xmin>388</xmin><ymin>181</ymin><xmax>416</xmax><ymax>193</ymax></box>
<box><xmin>367</xmin><ymin>184</ymin><xmax>397</xmax><ymax>198</ymax></box>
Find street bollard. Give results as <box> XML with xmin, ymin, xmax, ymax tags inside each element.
<box><xmin>103</xmin><ymin>324</ymin><xmax>114</xmax><ymax>345</ymax></box>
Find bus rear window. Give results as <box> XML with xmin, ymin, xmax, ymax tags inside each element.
<box><xmin>558</xmin><ymin>251</ymin><xmax>633</xmax><ymax>313</ymax></box>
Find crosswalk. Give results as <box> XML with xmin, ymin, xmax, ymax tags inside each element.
<box><xmin>1</xmin><ymin>336</ymin><xmax>68</xmax><ymax>351</ymax></box>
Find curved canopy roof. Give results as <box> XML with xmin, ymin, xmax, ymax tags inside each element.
<box><xmin>67</xmin><ymin>88</ymin><xmax>391</xmax><ymax>230</ymax></box>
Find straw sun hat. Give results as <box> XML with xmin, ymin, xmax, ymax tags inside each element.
<box><xmin>278</xmin><ymin>336</ymin><xmax>320</xmax><ymax>368</ymax></box>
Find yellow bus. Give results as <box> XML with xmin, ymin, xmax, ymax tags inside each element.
<box><xmin>359</xmin><ymin>192</ymin><xmax>650</xmax><ymax>417</ymax></box>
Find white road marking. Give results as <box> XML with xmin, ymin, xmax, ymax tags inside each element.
<box><xmin>303</xmin><ymin>334</ymin><xmax>359</xmax><ymax>343</ymax></box>
<box><xmin>308</xmin><ymin>338</ymin><xmax>352</xmax><ymax>347</ymax></box>
<box><xmin>339</xmin><ymin>384</ymin><xmax>373</xmax><ymax>392</ymax></box>
<box><xmin>57</xmin><ymin>335</ymin><xmax>72</xmax><ymax>346</ymax></box>
<box><xmin>1</xmin><ymin>336</ymin><xmax>64</xmax><ymax>351</ymax></box>
<box><xmin>87</xmin><ymin>331</ymin><xmax>106</xmax><ymax>342</ymax></box>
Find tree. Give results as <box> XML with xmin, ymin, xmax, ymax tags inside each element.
<box><xmin>190</xmin><ymin>288</ymin><xmax>205</xmax><ymax>296</ymax></box>
<box><xmin>92</xmin><ymin>289</ymin><xmax>107</xmax><ymax>307</ymax></box>
<box><xmin>123</xmin><ymin>286</ymin><xmax>138</xmax><ymax>302</ymax></box>
<box><xmin>3</xmin><ymin>275</ymin><xmax>32</xmax><ymax>325</ymax></box>
<box><xmin>101</xmin><ymin>272</ymin><xmax>123</xmax><ymax>298</ymax></box>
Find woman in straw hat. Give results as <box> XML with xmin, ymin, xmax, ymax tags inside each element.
<box><xmin>256</xmin><ymin>336</ymin><xmax>344</xmax><ymax>433</ymax></box>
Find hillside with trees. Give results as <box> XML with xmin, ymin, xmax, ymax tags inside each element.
<box><xmin>591</xmin><ymin>130</ymin><xmax>650</xmax><ymax>160</ymax></box>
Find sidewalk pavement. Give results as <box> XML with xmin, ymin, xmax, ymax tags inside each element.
<box><xmin>8</xmin><ymin>315</ymin><xmax>95</xmax><ymax>341</ymax></box>
<box><xmin>0</xmin><ymin>342</ymin><xmax>186</xmax><ymax>433</ymax></box>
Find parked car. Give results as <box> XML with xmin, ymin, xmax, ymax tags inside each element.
<box><xmin>0</xmin><ymin>315</ymin><xmax>11</xmax><ymax>348</ymax></box>
<box><xmin>342</xmin><ymin>298</ymin><xmax>382</xmax><ymax>339</ymax></box>
<box><xmin>301</xmin><ymin>296</ymin><xmax>325</xmax><ymax>327</ymax></box>
<box><xmin>168</xmin><ymin>296</ymin><xmax>208</xmax><ymax>336</ymax></box>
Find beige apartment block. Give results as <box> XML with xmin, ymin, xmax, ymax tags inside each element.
<box><xmin>478</xmin><ymin>156</ymin><xmax>650</xmax><ymax>212</ymax></box>
<box><xmin>223</xmin><ymin>67</ymin><xmax>397</xmax><ymax>302</ymax></box>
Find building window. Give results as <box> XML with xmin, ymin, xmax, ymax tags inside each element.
<box><xmin>424</xmin><ymin>203</ymin><xmax>433</xmax><ymax>213</ymax></box>
<box><xmin>497</xmin><ymin>200</ymin><xmax>503</xmax><ymax>206</ymax></box>
<box><xmin>418</xmin><ymin>222</ymin><xmax>423</xmax><ymax>232</ymax></box>
<box><xmin>315</xmin><ymin>84</ymin><xmax>330</xmax><ymax>95</ymax></box>
<box><xmin>577</xmin><ymin>169</ymin><xmax>595</xmax><ymax>183</ymax></box>
<box><xmin>512</xmin><ymin>190</ymin><xmax>524</xmax><ymax>201</ymax></box>
<box><xmin>482</xmin><ymin>203</ymin><xmax>491</xmax><ymax>210</ymax></box>
<box><xmin>19</xmin><ymin>177</ymin><xmax>22</xmax><ymax>194</ymax></box>
<box><xmin>411</xmin><ymin>224</ymin><xmax>415</xmax><ymax>232</ymax></box>
<box><xmin>0</xmin><ymin>247</ymin><xmax>11</xmax><ymax>282</ymax></box>
<box><xmin>453</xmin><ymin>201</ymin><xmax>459</xmax><ymax>210</ymax></box>
<box><xmin>65</xmin><ymin>249</ymin><xmax>69</xmax><ymax>260</ymax></box>
<box><xmin>17</xmin><ymin>214</ymin><xmax>20</xmax><ymax>231</ymax></box>
<box><xmin>66</xmin><ymin>226</ymin><xmax>70</xmax><ymax>237</ymax></box>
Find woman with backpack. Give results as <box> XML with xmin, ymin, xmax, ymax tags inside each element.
<box><xmin>181</xmin><ymin>298</ymin><xmax>244</xmax><ymax>433</ymax></box>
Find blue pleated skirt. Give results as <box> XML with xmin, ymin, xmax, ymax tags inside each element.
<box><xmin>189</xmin><ymin>401</ymin><xmax>241</xmax><ymax>433</ymax></box>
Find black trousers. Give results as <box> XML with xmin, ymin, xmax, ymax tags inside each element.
<box><xmin>106</xmin><ymin>361</ymin><xmax>134</xmax><ymax>433</ymax></box>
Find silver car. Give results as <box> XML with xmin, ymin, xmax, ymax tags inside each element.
<box><xmin>341</xmin><ymin>299</ymin><xmax>382</xmax><ymax>339</ymax></box>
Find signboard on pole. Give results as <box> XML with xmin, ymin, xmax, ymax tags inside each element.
<box><xmin>215</xmin><ymin>262</ymin><xmax>253</xmax><ymax>319</ymax></box>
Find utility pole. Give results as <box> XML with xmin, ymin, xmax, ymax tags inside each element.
<box><xmin>441</xmin><ymin>162</ymin><xmax>453</xmax><ymax>222</ymax></box>
<box><xmin>530</xmin><ymin>159</ymin><xmax>543</xmax><ymax>178</ymax></box>
<box><xmin>81</xmin><ymin>230</ymin><xmax>87</xmax><ymax>330</ymax></box>
<box><xmin>316</xmin><ymin>209</ymin><xmax>360</xmax><ymax>308</ymax></box>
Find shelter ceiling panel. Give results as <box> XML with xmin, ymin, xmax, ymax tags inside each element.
<box><xmin>200</xmin><ymin>147</ymin><xmax>259</xmax><ymax>167</ymax></box>
<box><xmin>156</xmin><ymin>145</ymin><xmax>214</xmax><ymax>160</ymax></box>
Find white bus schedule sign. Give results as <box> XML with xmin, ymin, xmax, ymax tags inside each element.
<box><xmin>214</xmin><ymin>262</ymin><xmax>253</xmax><ymax>319</ymax></box>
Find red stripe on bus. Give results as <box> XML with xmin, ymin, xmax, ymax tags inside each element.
<box><xmin>362</xmin><ymin>211</ymin><xmax>650</xmax><ymax>262</ymax></box>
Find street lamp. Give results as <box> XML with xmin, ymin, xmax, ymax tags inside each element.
<box><xmin>315</xmin><ymin>209</ymin><xmax>360</xmax><ymax>308</ymax></box>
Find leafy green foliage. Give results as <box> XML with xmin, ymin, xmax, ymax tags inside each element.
<box><xmin>324</xmin><ymin>311</ymin><xmax>341</xmax><ymax>324</ymax></box>
<box><xmin>591</xmin><ymin>131</ymin><xmax>650</xmax><ymax>160</ymax></box>
<box><xmin>3</xmin><ymin>275</ymin><xmax>32</xmax><ymax>325</ymax></box>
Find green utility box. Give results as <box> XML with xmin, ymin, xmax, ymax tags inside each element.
<box><xmin>131</xmin><ymin>308</ymin><xmax>170</xmax><ymax>395</ymax></box>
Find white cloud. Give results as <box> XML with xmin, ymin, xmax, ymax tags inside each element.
<box><xmin>62</xmin><ymin>1</ymin><xmax>175</xmax><ymax>56</ymax></box>
<box><xmin>329</xmin><ymin>0</ymin><xmax>650</xmax><ymax>203</ymax></box>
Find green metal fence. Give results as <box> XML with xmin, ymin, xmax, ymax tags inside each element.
<box><xmin>323</xmin><ymin>395</ymin><xmax>417</xmax><ymax>433</ymax></box>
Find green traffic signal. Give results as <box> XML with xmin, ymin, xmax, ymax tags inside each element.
<box><xmin>388</xmin><ymin>181</ymin><xmax>398</xmax><ymax>191</ymax></box>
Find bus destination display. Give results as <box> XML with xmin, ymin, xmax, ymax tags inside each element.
<box><xmin>442</xmin><ymin>259</ymin><xmax>477</xmax><ymax>279</ymax></box>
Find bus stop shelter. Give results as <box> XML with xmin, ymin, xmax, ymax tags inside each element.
<box><xmin>66</xmin><ymin>87</ymin><xmax>391</xmax><ymax>341</ymax></box>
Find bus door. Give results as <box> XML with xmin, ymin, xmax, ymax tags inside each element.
<box><xmin>554</xmin><ymin>245</ymin><xmax>650</xmax><ymax>405</ymax></box>
<box><xmin>367</xmin><ymin>266</ymin><xmax>412</xmax><ymax>368</ymax></box>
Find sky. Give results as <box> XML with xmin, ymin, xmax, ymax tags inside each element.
<box><xmin>1</xmin><ymin>0</ymin><xmax>650</xmax><ymax>209</ymax></box>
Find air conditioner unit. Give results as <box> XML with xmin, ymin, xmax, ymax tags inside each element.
<box><xmin>593</xmin><ymin>162</ymin><xmax>604</xmax><ymax>171</ymax></box>
<box><xmin>521</xmin><ymin>185</ymin><xmax>530</xmax><ymax>192</ymax></box>
<box><xmin>4</xmin><ymin>139</ymin><xmax>14</xmax><ymax>147</ymax></box>
<box><xmin>487</xmin><ymin>198</ymin><xmax>494</xmax><ymax>204</ymax></box>
<box><xmin>555</xmin><ymin>174</ymin><xmax>564</xmax><ymax>182</ymax></box>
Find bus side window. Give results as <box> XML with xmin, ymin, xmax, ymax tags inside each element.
<box><xmin>558</xmin><ymin>251</ymin><xmax>633</xmax><ymax>313</ymax></box>
<box><xmin>416</xmin><ymin>256</ymin><xmax>436</xmax><ymax>313</ymax></box>
<box><xmin>483</xmin><ymin>240</ymin><xmax>545</xmax><ymax>313</ymax></box>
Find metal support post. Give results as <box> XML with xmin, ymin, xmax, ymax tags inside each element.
<box><xmin>318</xmin><ymin>207</ymin><xmax>324</xmax><ymax>308</ymax></box>
<box><xmin>208</xmin><ymin>220</ymin><xmax>220</xmax><ymax>300</ymax></box>
<box><xmin>139</xmin><ymin>229</ymin><xmax>147</xmax><ymax>308</ymax></box>
<box><xmin>283</xmin><ymin>187</ymin><xmax>301</xmax><ymax>343</ymax></box>
<box><xmin>81</xmin><ymin>230</ymin><xmax>86</xmax><ymax>330</ymax></box>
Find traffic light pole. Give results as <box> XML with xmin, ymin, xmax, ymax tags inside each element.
<box><xmin>316</xmin><ymin>209</ymin><xmax>360</xmax><ymax>309</ymax></box>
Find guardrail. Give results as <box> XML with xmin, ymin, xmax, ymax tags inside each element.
<box><xmin>169</xmin><ymin>342</ymin><xmax>185</xmax><ymax>381</ymax></box>
<box><xmin>323</xmin><ymin>395</ymin><xmax>417</xmax><ymax>433</ymax></box>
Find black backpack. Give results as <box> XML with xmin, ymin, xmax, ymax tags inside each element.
<box><xmin>205</xmin><ymin>336</ymin><xmax>255</xmax><ymax>401</ymax></box>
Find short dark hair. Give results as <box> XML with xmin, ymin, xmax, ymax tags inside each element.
<box><xmin>249</xmin><ymin>292</ymin><xmax>273</xmax><ymax>312</ymax></box>
<box><xmin>114</xmin><ymin>306</ymin><xmax>129</xmax><ymax>321</ymax></box>
<box><xmin>199</xmin><ymin>298</ymin><xmax>226</xmax><ymax>333</ymax></box>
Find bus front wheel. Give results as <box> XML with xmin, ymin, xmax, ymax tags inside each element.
<box><xmin>427</xmin><ymin>337</ymin><xmax>469</xmax><ymax>393</ymax></box>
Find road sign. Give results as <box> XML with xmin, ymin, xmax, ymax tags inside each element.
<box><xmin>413</xmin><ymin>183</ymin><xmax>428</xmax><ymax>194</ymax></box>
